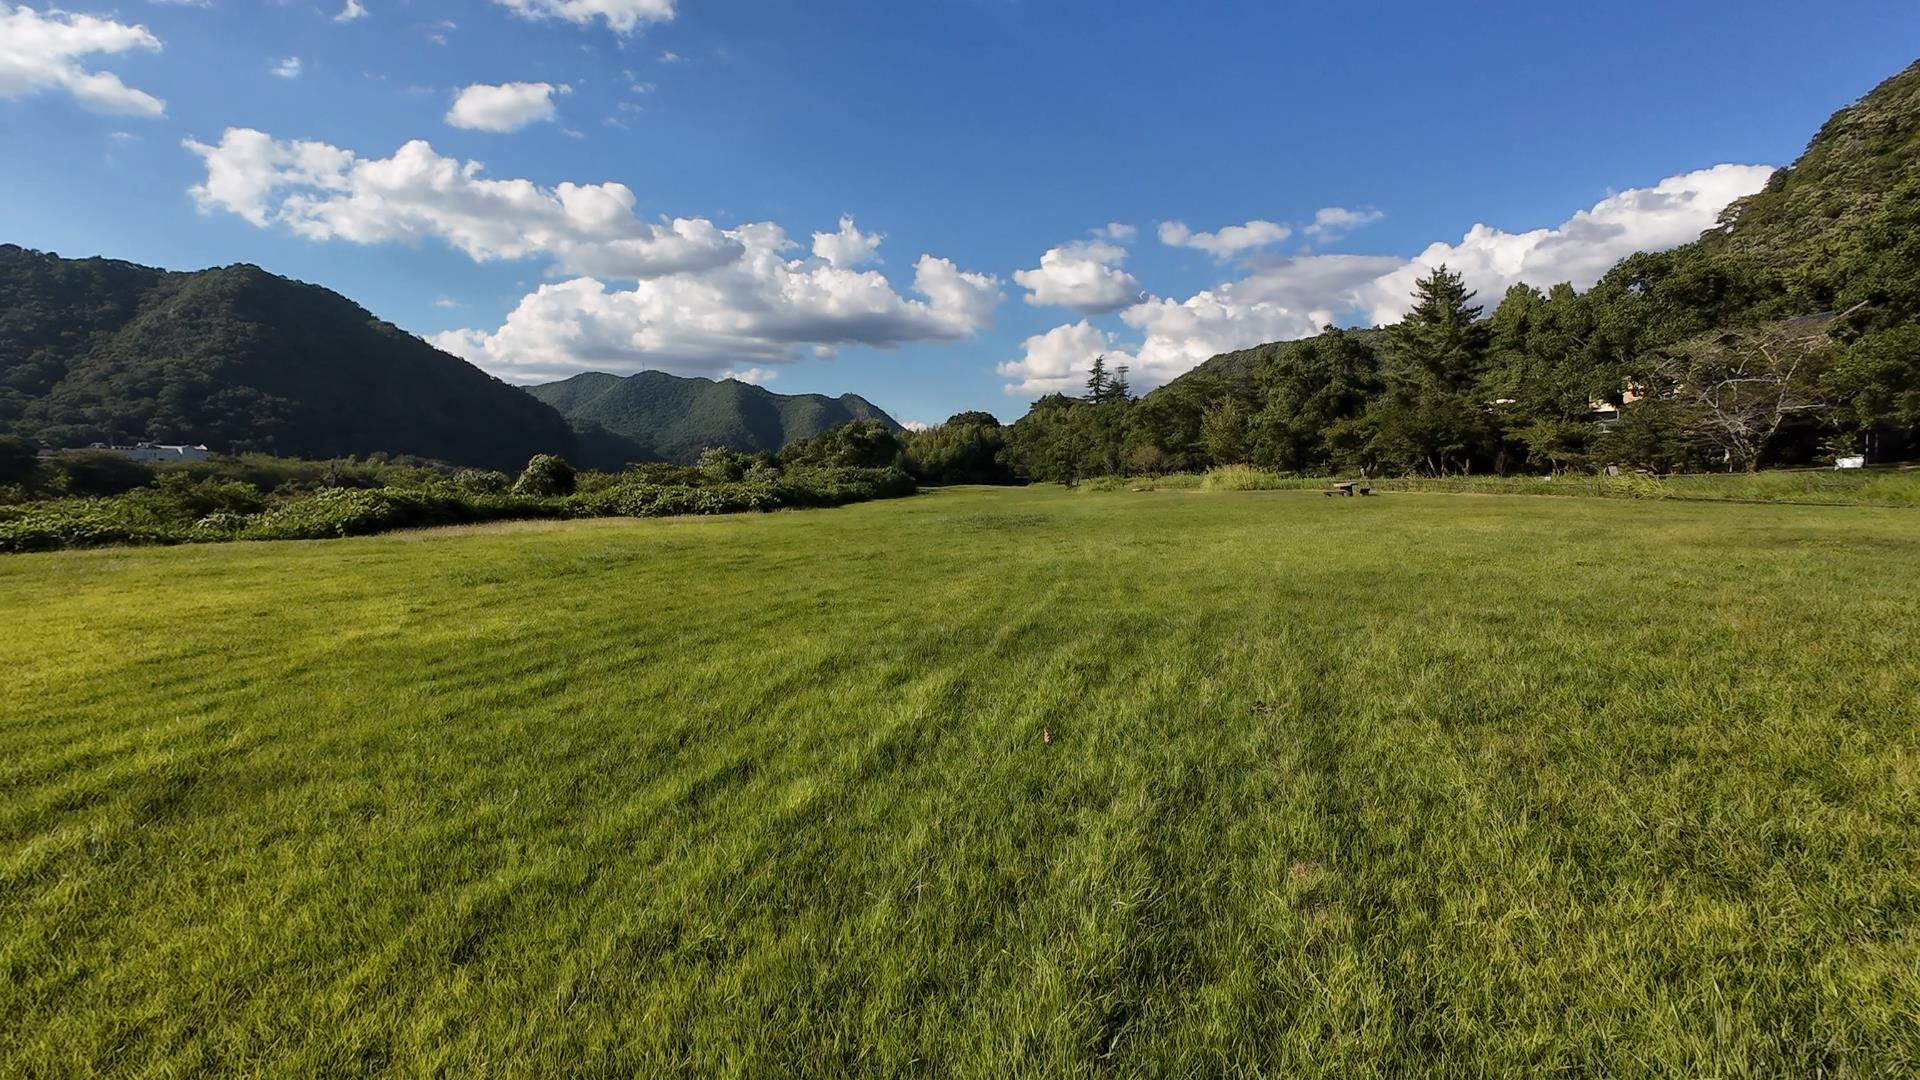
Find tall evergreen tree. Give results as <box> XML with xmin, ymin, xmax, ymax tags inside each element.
<box><xmin>1384</xmin><ymin>265</ymin><xmax>1490</xmax><ymax>393</ymax></box>
<box><xmin>1362</xmin><ymin>266</ymin><xmax>1500</xmax><ymax>474</ymax></box>
<box><xmin>1085</xmin><ymin>355</ymin><xmax>1111</xmax><ymax>403</ymax></box>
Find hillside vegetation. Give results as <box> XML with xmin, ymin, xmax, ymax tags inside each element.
<box><xmin>527</xmin><ymin>369</ymin><xmax>900</xmax><ymax>466</ymax></box>
<box><xmin>995</xmin><ymin>59</ymin><xmax>1920</xmax><ymax>482</ymax></box>
<box><xmin>1701</xmin><ymin>57</ymin><xmax>1920</xmax><ymax>285</ymax></box>
<box><xmin>3</xmin><ymin>487</ymin><xmax>1916</xmax><ymax>1075</ymax></box>
<box><xmin>0</xmin><ymin>444</ymin><xmax>915</xmax><ymax>553</ymax></box>
<box><xmin>0</xmin><ymin>246</ymin><xmax>573</xmax><ymax>470</ymax></box>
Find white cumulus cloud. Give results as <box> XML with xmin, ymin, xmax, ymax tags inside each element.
<box><xmin>997</xmin><ymin>321</ymin><xmax>1137</xmax><ymax>396</ymax></box>
<box><xmin>1303</xmin><ymin>206</ymin><xmax>1383</xmax><ymax>239</ymax></box>
<box><xmin>446</xmin><ymin>81</ymin><xmax>568</xmax><ymax>132</ymax></box>
<box><xmin>1013</xmin><ymin>240</ymin><xmax>1142</xmax><ymax>315</ymax></box>
<box><xmin>335</xmin><ymin>0</ymin><xmax>367</xmax><ymax>22</ymax></box>
<box><xmin>183</xmin><ymin>130</ymin><xmax>999</xmax><ymax>382</ymax></box>
<box><xmin>0</xmin><ymin>4</ymin><xmax>164</xmax><ymax>116</ymax></box>
<box><xmin>811</xmin><ymin>215</ymin><xmax>883</xmax><ymax>268</ymax></box>
<box><xmin>1347</xmin><ymin>163</ymin><xmax>1776</xmax><ymax>324</ymax></box>
<box><xmin>183</xmin><ymin>128</ymin><xmax>746</xmax><ymax>279</ymax></box>
<box><xmin>492</xmin><ymin>0</ymin><xmax>673</xmax><ymax>33</ymax></box>
<box><xmin>1158</xmin><ymin>218</ymin><xmax>1291</xmax><ymax>259</ymax></box>
<box><xmin>431</xmin><ymin>234</ymin><xmax>1002</xmax><ymax>382</ymax></box>
<box><xmin>272</xmin><ymin>56</ymin><xmax>302</xmax><ymax>79</ymax></box>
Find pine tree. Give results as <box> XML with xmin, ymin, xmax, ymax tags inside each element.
<box><xmin>1384</xmin><ymin>265</ymin><xmax>1490</xmax><ymax>393</ymax></box>
<box><xmin>1363</xmin><ymin>265</ymin><xmax>1499</xmax><ymax>475</ymax></box>
<box><xmin>1085</xmin><ymin>355</ymin><xmax>1111</xmax><ymax>403</ymax></box>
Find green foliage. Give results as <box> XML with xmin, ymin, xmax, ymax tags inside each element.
<box><xmin>448</xmin><ymin>468</ymin><xmax>513</xmax><ymax>496</ymax></box>
<box><xmin>1701</xmin><ymin>59</ymin><xmax>1920</xmax><ymax>300</ymax></box>
<box><xmin>696</xmin><ymin>447</ymin><xmax>753</xmax><ymax>483</ymax></box>
<box><xmin>0</xmin><ymin>435</ymin><xmax>43</xmax><ymax>490</ymax></box>
<box><xmin>160</xmin><ymin>452</ymin><xmax>423</xmax><ymax>493</ymax></box>
<box><xmin>1354</xmin><ymin>266</ymin><xmax>1502</xmax><ymax>475</ymax></box>
<box><xmin>1597</xmin><ymin>398</ymin><xmax>1694</xmax><ymax>475</ymax></box>
<box><xmin>1199</xmin><ymin>463</ymin><xmax>1290</xmax><ymax>490</ymax></box>
<box><xmin>1827</xmin><ymin>325</ymin><xmax>1920</xmax><ymax>430</ymax></box>
<box><xmin>901</xmin><ymin>413</ymin><xmax>1012</xmax><ymax>485</ymax></box>
<box><xmin>574</xmin><ymin>465</ymin><xmax>911</xmax><ymax>519</ymax></box>
<box><xmin>778</xmin><ymin>419</ymin><xmax>903</xmax><ymax>470</ymax></box>
<box><xmin>1651</xmin><ymin>321</ymin><xmax>1836</xmax><ymax>471</ymax></box>
<box><xmin>526</xmin><ymin>370</ymin><xmax>903</xmax><ymax>467</ymax></box>
<box><xmin>1176</xmin><ymin>466</ymin><xmax>1920</xmax><ymax>506</ymax></box>
<box><xmin>1513</xmin><ymin>418</ymin><xmax>1599</xmax><ymax>473</ymax></box>
<box><xmin>1382</xmin><ymin>264</ymin><xmax>1490</xmax><ymax>394</ymax></box>
<box><xmin>512</xmin><ymin>454</ymin><xmax>577</xmax><ymax>497</ymax></box>
<box><xmin>1249</xmin><ymin>328</ymin><xmax>1381</xmax><ymax>474</ymax></box>
<box><xmin>1003</xmin><ymin>376</ymin><xmax>1148</xmax><ymax>483</ymax></box>
<box><xmin>0</xmin><ymin>454</ymin><xmax>917</xmax><ymax>553</ymax></box>
<box><xmin>46</xmin><ymin>450</ymin><xmax>155</xmax><ymax>496</ymax></box>
<box><xmin>151</xmin><ymin>472</ymin><xmax>269</xmax><ymax>518</ymax></box>
<box><xmin>0</xmin><ymin>245</ymin><xmax>574</xmax><ymax>468</ymax></box>
<box><xmin>1083</xmin><ymin>355</ymin><xmax>1132</xmax><ymax>405</ymax></box>
<box><xmin>0</xmin><ymin>498</ymin><xmax>180</xmax><ymax>552</ymax></box>
<box><xmin>1831</xmin><ymin>178</ymin><xmax>1920</xmax><ymax>333</ymax></box>
<box><xmin>1198</xmin><ymin>397</ymin><xmax>1250</xmax><ymax>465</ymax></box>
<box><xmin>242</xmin><ymin>488</ymin><xmax>524</xmax><ymax>541</ymax></box>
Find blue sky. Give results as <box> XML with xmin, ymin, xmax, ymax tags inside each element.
<box><xmin>2</xmin><ymin>1</ymin><xmax>1916</xmax><ymax>426</ymax></box>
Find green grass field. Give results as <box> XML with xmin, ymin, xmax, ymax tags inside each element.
<box><xmin>4</xmin><ymin>486</ymin><xmax>1918</xmax><ymax>1076</ymax></box>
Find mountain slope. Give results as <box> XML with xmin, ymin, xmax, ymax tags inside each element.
<box><xmin>1701</xmin><ymin>58</ymin><xmax>1920</xmax><ymax>284</ymax></box>
<box><xmin>527</xmin><ymin>370</ymin><xmax>901</xmax><ymax>465</ymax></box>
<box><xmin>1149</xmin><ymin>59</ymin><xmax>1920</xmax><ymax>407</ymax></box>
<box><xmin>0</xmin><ymin>245</ymin><xmax>574</xmax><ymax>470</ymax></box>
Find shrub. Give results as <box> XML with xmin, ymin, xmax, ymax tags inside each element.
<box><xmin>48</xmin><ymin>451</ymin><xmax>155</xmax><ymax>496</ymax></box>
<box><xmin>0</xmin><ymin>461</ymin><xmax>917</xmax><ymax>553</ymax></box>
<box><xmin>152</xmin><ymin>473</ymin><xmax>269</xmax><ymax>518</ymax></box>
<box><xmin>512</xmin><ymin>455</ymin><xmax>576</xmax><ymax>497</ymax></box>
<box><xmin>450</xmin><ymin>469</ymin><xmax>513</xmax><ymax>496</ymax></box>
<box><xmin>239</xmin><ymin>488</ymin><xmax>567</xmax><ymax>541</ymax></box>
<box><xmin>1201</xmin><ymin>465</ymin><xmax>1300</xmax><ymax>491</ymax></box>
<box><xmin>697</xmin><ymin>448</ymin><xmax>753</xmax><ymax>484</ymax></box>
<box><xmin>0</xmin><ymin>497</ymin><xmax>179</xmax><ymax>552</ymax></box>
<box><xmin>575</xmin><ymin>466</ymin><xmax>914</xmax><ymax>518</ymax></box>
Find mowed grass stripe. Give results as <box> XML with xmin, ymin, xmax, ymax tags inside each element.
<box><xmin>2</xmin><ymin>487</ymin><xmax>1917</xmax><ymax>1076</ymax></box>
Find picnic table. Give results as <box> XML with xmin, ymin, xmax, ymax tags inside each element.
<box><xmin>1323</xmin><ymin>481</ymin><xmax>1374</xmax><ymax>497</ymax></box>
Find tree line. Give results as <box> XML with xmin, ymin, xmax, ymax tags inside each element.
<box><xmin>937</xmin><ymin>185</ymin><xmax>1920</xmax><ymax>484</ymax></box>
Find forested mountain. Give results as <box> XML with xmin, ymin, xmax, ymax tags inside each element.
<box><xmin>1000</xmin><ymin>57</ymin><xmax>1920</xmax><ymax>480</ymax></box>
<box><xmin>1699</xmin><ymin>58</ymin><xmax>1920</xmax><ymax>287</ymax></box>
<box><xmin>527</xmin><ymin>370</ymin><xmax>901</xmax><ymax>467</ymax></box>
<box><xmin>0</xmin><ymin>246</ymin><xmax>574</xmax><ymax>470</ymax></box>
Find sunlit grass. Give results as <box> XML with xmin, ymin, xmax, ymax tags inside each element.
<box><xmin>1185</xmin><ymin>463</ymin><xmax>1920</xmax><ymax>505</ymax></box>
<box><xmin>3</xmin><ymin>486</ymin><xmax>1917</xmax><ymax>1075</ymax></box>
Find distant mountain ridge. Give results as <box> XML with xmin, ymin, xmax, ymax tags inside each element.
<box><xmin>0</xmin><ymin>245</ymin><xmax>908</xmax><ymax>471</ymax></box>
<box><xmin>527</xmin><ymin>369</ymin><xmax>901</xmax><ymax>466</ymax></box>
<box><xmin>0</xmin><ymin>245</ymin><xmax>573</xmax><ymax>470</ymax></box>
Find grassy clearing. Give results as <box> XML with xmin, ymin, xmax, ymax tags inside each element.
<box><xmin>1169</xmin><ymin>463</ymin><xmax>1920</xmax><ymax>506</ymax></box>
<box><xmin>3</xmin><ymin>487</ymin><xmax>1918</xmax><ymax>1076</ymax></box>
